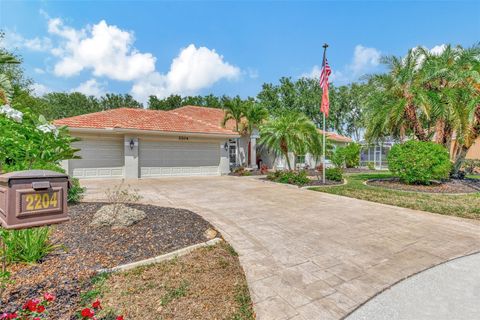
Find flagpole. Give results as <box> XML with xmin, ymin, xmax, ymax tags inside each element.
<box><xmin>322</xmin><ymin>43</ymin><xmax>328</xmax><ymax>184</ymax></box>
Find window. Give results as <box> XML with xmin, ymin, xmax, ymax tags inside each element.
<box><xmin>296</xmin><ymin>155</ymin><xmax>306</xmax><ymax>164</ymax></box>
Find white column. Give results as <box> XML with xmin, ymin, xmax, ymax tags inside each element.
<box><xmin>250</xmin><ymin>137</ymin><xmax>257</xmax><ymax>168</ymax></box>
<box><xmin>124</xmin><ymin>136</ymin><xmax>139</xmax><ymax>179</ymax></box>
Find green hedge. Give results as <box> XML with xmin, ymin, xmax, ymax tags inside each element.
<box><xmin>388</xmin><ymin>141</ymin><xmax>451</xmax><ymax>185</ymax></box>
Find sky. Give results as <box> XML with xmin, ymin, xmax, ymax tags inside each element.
<box><xmin>1</xmin><ymin>0</ymin><xmax>479</xmax><ymax>104</ymax></box>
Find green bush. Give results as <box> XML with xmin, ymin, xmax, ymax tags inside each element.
<box><xmin>325</xmin><ymin>167</ymin><xmax>343</xmax><ymax>181</ymax></box>
<box><xmin>0</xmin><ymin>227</ymin><xmax>56</xmax><ymax>263</ymax></box>
<box><xmin>267</xmin><ymin>170</ymin><xmax>310</xmax><ymax>186</ymax></box>
<box><xmin>330</xmin><ymin>143</ymin><xmax>360</xmax><ymax>168</ymax></box>
<box><xmin>388</xmin><ymin>141</ymin><xmax>451</xmax><ymax>185</ymax></box>
<box><xmin>367</xmin><ymin>162</ymin><xmax>375</xmax><ymax>170</ymax></box>
<box><xmin>68</xmin><ymin>177</ymin><xmax>85</xmax><ymax>203</ymax></box>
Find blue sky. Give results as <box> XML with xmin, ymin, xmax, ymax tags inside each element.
<box><xmin>1</xmin><ymin>1</ymin><xmax>479</xmax><ymax>103</ymax></box>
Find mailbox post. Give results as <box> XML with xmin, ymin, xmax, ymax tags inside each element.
<box><xmin>0</xmin><ymin>170</ymin><xmax>70</xmax><ymax>230</ymax></box>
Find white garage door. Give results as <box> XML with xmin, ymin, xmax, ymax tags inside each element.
<box><xmin>70</xmin><ymin>137</ymin><xmax>125</xmax><ymax>178</ymax></box>
<box><xmin>140</xmin><ymin>140</ymin><xmax>220</xmax><ymax>177</ymax></box>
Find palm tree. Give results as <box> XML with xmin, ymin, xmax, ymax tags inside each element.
<box><xmin>365</xmin><ymin>49</ymin><xmax>429</xmax><ymax>142</ymax></box>
<box><xmin>259</xmin><ymin>112</ymin><xmax>321</xmax><ymax>170</ymax></box>
<box><xmin>241</xmin><ymin>101</ymin><xmax>269</xmax><ymax>134</ymax></box>
<box><xmin>222</xmin><ymin>96</ymin><xmax>246</xmax><ymax>132</ymax></box>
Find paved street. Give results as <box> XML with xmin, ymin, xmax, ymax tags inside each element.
<box><xmin>82</xmin><ymin>176</ymin><xmax>480</xmax><ymax>320</ymax></box>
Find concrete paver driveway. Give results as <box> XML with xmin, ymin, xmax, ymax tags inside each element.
<box><xmin>82</xmin><ymin>176</ymin><xmax>480</xmax><ymax>320</ymax></box>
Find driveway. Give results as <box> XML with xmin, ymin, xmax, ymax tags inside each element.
<box><xmin>82</xmin><ymin>176</ymin><xmax>480</xmax><ymax>320</ymax></box>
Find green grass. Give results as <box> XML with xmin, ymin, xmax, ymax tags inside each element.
<box><xmin>160</xmin><ymin>280</ymin><xmax>189</xmax><ymax>306</ymax></box>
<box><xmin>229</xmin><ymin>283</ymin><xmax>255</xmax><ymax>320</ymax></box>
<box><xmin>467</xmin><ymin>174</ymin><xmax>480</xmax><ymax>179</ymax></box>
<box><xmin>310</xmin><ymin>172</ymin><xmax>480</xmax><ymax>219</ymax></box>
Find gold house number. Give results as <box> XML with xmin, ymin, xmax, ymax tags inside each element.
<box><xmin>25</xmin><ymin>193</ymin><xmax>58</xmax><ymax>211</ymax></box>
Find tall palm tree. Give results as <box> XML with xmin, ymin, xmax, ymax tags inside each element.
<box><xmin>259</xmin><ymin>112</ymin><xmax>321</xmax><ymax>170</ymax></box>
<box><xmin>242</xmin><ymin>101</ymin><xmax>269</xmax><ymax>134</ymax></box>
<box><xmin>222</xmin><ymin>96</ymin><xmax>246</xmax><ymax>132</ymax></box>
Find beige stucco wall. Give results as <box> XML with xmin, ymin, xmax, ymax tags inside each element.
<box><xmin>466</xmin><ymin>137</ymin><xmax>480</xmax><ymax>160</ymax></box>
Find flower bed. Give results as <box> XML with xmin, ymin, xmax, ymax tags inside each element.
<box><xmin>1</xmin><ymin>203</ymin><xmax>218</xmax><ymax>318</ymax></box>
<box><xmin>366</xmin><ymin>178</ymin><xmax>480</xmax><ymax>194</ymax></box>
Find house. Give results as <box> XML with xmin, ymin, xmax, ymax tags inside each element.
<box><xmin>54</xmin><ymin>106</ymin><xmax>354</xmax><ymax>179</ymax></box>
<box><xmin>54</xmin><ymin>106</ymin><xmax>241</xmax><ymax>179</ymax></box>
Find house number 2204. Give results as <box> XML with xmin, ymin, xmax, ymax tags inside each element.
<box><xmin>25</xmin><ymin>193</ymin><xmax>58</xmax><ymax>211</ymax></box>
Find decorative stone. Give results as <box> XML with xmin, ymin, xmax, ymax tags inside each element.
<box><xmin>204</xmin><ymin>228</ymin><xmax>218</xmax><ymax>239</ymax></box>
<box><xmin>91</xmin><ymin>204</ymin><xmax>146</xmax><ymax>228</ymax></box>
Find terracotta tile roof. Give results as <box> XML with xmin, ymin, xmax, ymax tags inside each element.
<box><xmin>318</xmin><ymin>129</ymin><xmax>353</xmax><ymax>143</ymax></box>
<box><xmin>169</xmin><ymin>105</ymin><xmax>237</xmax><ymax>131</ymax></box>
<box><xmin>53</xmin><ymin>107</ymin><xmax>238</xmax><ymax>136</ymax></box>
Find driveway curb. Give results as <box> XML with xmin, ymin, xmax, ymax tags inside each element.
<box><xmin>97</xmin><ymin>238</ymin><xmax>223</xmax><ymax>273</ymax></box>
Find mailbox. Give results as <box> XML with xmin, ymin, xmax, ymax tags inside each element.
<box><xmin>0</xmin><ymin>170</ymin><xmax>70</xmax><ymax>230</ymax></box>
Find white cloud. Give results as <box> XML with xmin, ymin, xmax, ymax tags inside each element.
<box><xmin>303</xmin><ymin>45</ymin><xmax>381</xmax><ymax>85</ymax></box>
<box><xmin>350</xmin><ymin>45</ymin><xmax>381</xmax><ymax>74</ymax></box>
<box><xmin>49</xmin><ymin>18</ymin><xmax>156</xmax><ymax>81</ymax></box>
<box><xmin>429</xmin><ymin>44</ymin><xmax>447</xmax><ymax>55</ymax></box>
<box><xmin>72</xmin><ymin>79</ymin><xmax>106</xmax><ymax>97</ymax></box>
<box><xmin>1</xmin><ymin>31</ymin><xmax>52</xmax><ymax>52</ymax></box>
<box><xmin>131</xmin><ymin>44</ymin><xmax>240</xmax><ymax>102</ymax></box>
<box><xmin>31</xmin><ymin>83</ymin><xmax>51</xmax><ymax>96</ymax></box>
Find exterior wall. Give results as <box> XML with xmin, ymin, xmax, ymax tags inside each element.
<box><xmin>466</xmin><ymin>137</ymin><xmax>480</xmax><ymax>160</ymax></box>
<box><xmin>66</xmin><ymin>131</ymin><xmax>231</xmax><ymax>179</ymax></box>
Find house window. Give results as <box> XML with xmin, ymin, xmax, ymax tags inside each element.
<box><xmin>296</xmin><ymin>155</ymin><xmax>306</xmax><ymax>164</ymax></box>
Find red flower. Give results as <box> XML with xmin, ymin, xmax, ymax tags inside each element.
<box><xmin>0</xmin><ymin>313</ymin><xmax>18</xmax><ymax>320</ymax></box>
<box><xmin>33</xmin><ymin>318</ymin><xmax>40</xmax><ymax>320</ymax></box>
<box><xmin>36</xmin><ymin>305</ymin><xmax>46</xmax><ymax>313</ymax></box>
<box><xmin>91</xmin><ymin>299</ymin><xmax>102</xmax><ymax>309</ymax></box>
<box><xmin>81</xmin><ymin>308</ymin><xmax>95</xmax><ymax>318</ymax></box>
<box><xmin>43</xmin><ymin>292</ymin><xmax>55</xmax><ymax>302</ymax></box>
<box><xmin>116</xmin><ymin>316</ymin><xmax>124</xmax><ymax>320</ymax></box>
<box><xmin>22</xmin><ymin>299</ymin><xmax>39</xmax><ymax>312</ymax></box>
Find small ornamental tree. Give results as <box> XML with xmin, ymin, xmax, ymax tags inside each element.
<box><xmin>387</xmin><ymin>141</ymin><xmax>451</xmax><ymax>185</ymax></box>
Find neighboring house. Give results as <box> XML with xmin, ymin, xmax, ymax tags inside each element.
<box><xmin>359</xmin><ymin>139</ymin><xmax>395</xmax><ymax>170</ymax></box>
<box><xmin>258</xmin><ymin>130</ymin><xmax>353</xmax><ymax>170</ymax></box>
<box><xmin>54</xmin><ymin>106</ymin><xmax>241</xmax><ymax>179</ymax></box>
<box><xmin>54</xmin><ymin>105</ymin><xmax>354</xmax><ymax>179</ymax></box>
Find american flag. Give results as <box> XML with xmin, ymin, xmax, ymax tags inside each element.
<box><xmin>319</xmin><ymin>55</ymin><xmax>331</xmax><ymax>117</ymax></box>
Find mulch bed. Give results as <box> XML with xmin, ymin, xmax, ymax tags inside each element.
<box><xmin>261</xmin><ymin>177</ymin><xmax>343</xmax><ymax>187</ymax></box>
<box><xmin>229</xmin><ymin>170</ymin><xmax>266</xmax><ymax>177</ymax></box>
<box><xmin>366</xmin><ymin>178</ymin><xmax>480</xmax><ymax>194</ymax></box>
<box><xmin>1</xmin><ymin>202</ymin><xmax>217</xmax><ymax>319</ymax></box>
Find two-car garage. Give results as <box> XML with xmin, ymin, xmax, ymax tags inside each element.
<box><xmin>55</xmin><ymin>106</ymin><xmax>238</xmax><ymax>179</ymax></box>
<box><xmin>67</xmin><ymin>135</ymin><xmax>226</xmax><ymax>179</ymax></box>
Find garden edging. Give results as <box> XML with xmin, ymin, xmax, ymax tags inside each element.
<box><xmin>363</xmin><ymin>179</ymin><xmax>479</xmax><ymax>195</ymax></box>
<box><xmin>97</xmin><ymin>238</ymin><xmax>223</xmax><ymax>273</ymax></box>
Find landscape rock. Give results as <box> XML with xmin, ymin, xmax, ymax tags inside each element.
<box><xmin>91</xmin><ymin>203</ymin><xmax>146</xmax><ymax>228</ymax></box>
<box><xmin>204</xmin><ymin>228</ymin><xmax>218</xmax><ymax>239</ymax></box>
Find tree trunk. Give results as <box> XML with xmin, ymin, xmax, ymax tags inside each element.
<box><xmin>283</xmin><ymin>151</ymin><xmax>292</xmax><ymax>170</ymax></box>
<box><xmin>453</xmin><ymin>145</ymin><xmax>469</xmax><ymax>174</ymax></box>
<box><xmin>434</xmin><ymin>119</ymin><xmax>445</xmax><ymax>144</ymax></box>
<box><xmin>404</xmin><ymin>103</ymin><xmax>428</xmax><ymax>141</ymax></box>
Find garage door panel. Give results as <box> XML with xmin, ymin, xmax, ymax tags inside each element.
<box><xmin>70</xmin><ymin>138</ymin><xmax>125</xmax><ymax>178</ymax></box>
<box><xmin>140</xmin><ymin>140</ymin><xmax>220</xmax><ymax>177</ymax></box>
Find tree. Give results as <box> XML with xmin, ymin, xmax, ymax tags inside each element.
<box><xmin>148</xmin><ymin>94</ymin><xmax>183</xmax><ymax>110</ymax></box>
<box><xmin>38</xmin><ymin>92</ymin><xmax>101</xmax><ymax>120</ymax></box>
<box><xmin>259</xmin><ymin>112</ymin><xmax>322</xmax><ymax>170</ymax></box>
<box><xmin>241</xmin><ymin>100</ymin><xmax>268</xmax><ymax>134</ymax></box>
<box><xmin>365</xmin><ymin>49</ymin><xmax>428</xmax><ymax>142</ymax></box>
<box><xmin>222</xmin><ymin>96</ymin><xmax>246</xmax><ymax>132</ymax></box>
<box><xmin>99</xmin><ymin>93</ymin><xmax>142</xmax><ymax>110</ymax></box>
<box><xmin>0</xmin><ymin>51</ymin><xmax>20</xmax><ymax>104</ymax></box>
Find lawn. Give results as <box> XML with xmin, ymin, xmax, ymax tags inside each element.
<box><xmin>467</xmin><ymin>174</ymin><xmax>480</xmax><ymax>179</ymax></box>
<box><xmin>310</xmin><ymin>172</ymin><xmax>480</xmax><ymax>219</ymax></box>
<box><xmin>89</xmin><ymin>242</ymin><xmax>255</xmax><ymax>320</ymax></box>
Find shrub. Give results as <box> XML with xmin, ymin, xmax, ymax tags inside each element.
<box><xmin>0</xmin><ymin>227</ymin><xmax>56</xmax><ymax>263</ymax></box>
<box><xmin>367</xmin><ymin>162</ymin><xmax>375</xmax><ymax>170</ymax></box>
<box><xmin>259</xmin><ymin>164</ymin><xmax>269</xmax><ymax>175</ymax></box>
<box><xmin>233</xmin><ymin>166</ymin><xmax>251</xmax><ymax>176</ymax></box>
<box><xmin>330</xmin><ymin>143</ymin><xmax>360</xmax><ymax>168</ymax></box>
<box><xmin>105</xmin><ymin>182</ymin><xmax>142</xmax><ymax>216</ymax></box>
<box><xmin>267</xmin><ymin>170</ymin><xmax>310</xmax><ymax>186</ymax></box>
<box><xmin>388</xmin><ymin>141</ymin><xmax>451</xmax><ymax>185</ymax></box>
<box><xmin>68</xmin><ymin>177</ymin><xmax>85</xmax><ymax>203</ymax></box>
<box><xmin>0</xmin><ymin>106</ymin><xmax>79</xmax><ymax>173</ymax></box>
<box><xmin>325</xmin><ymin>168</ymin><xmax>343</xmax><ymax>181</ymax></box>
